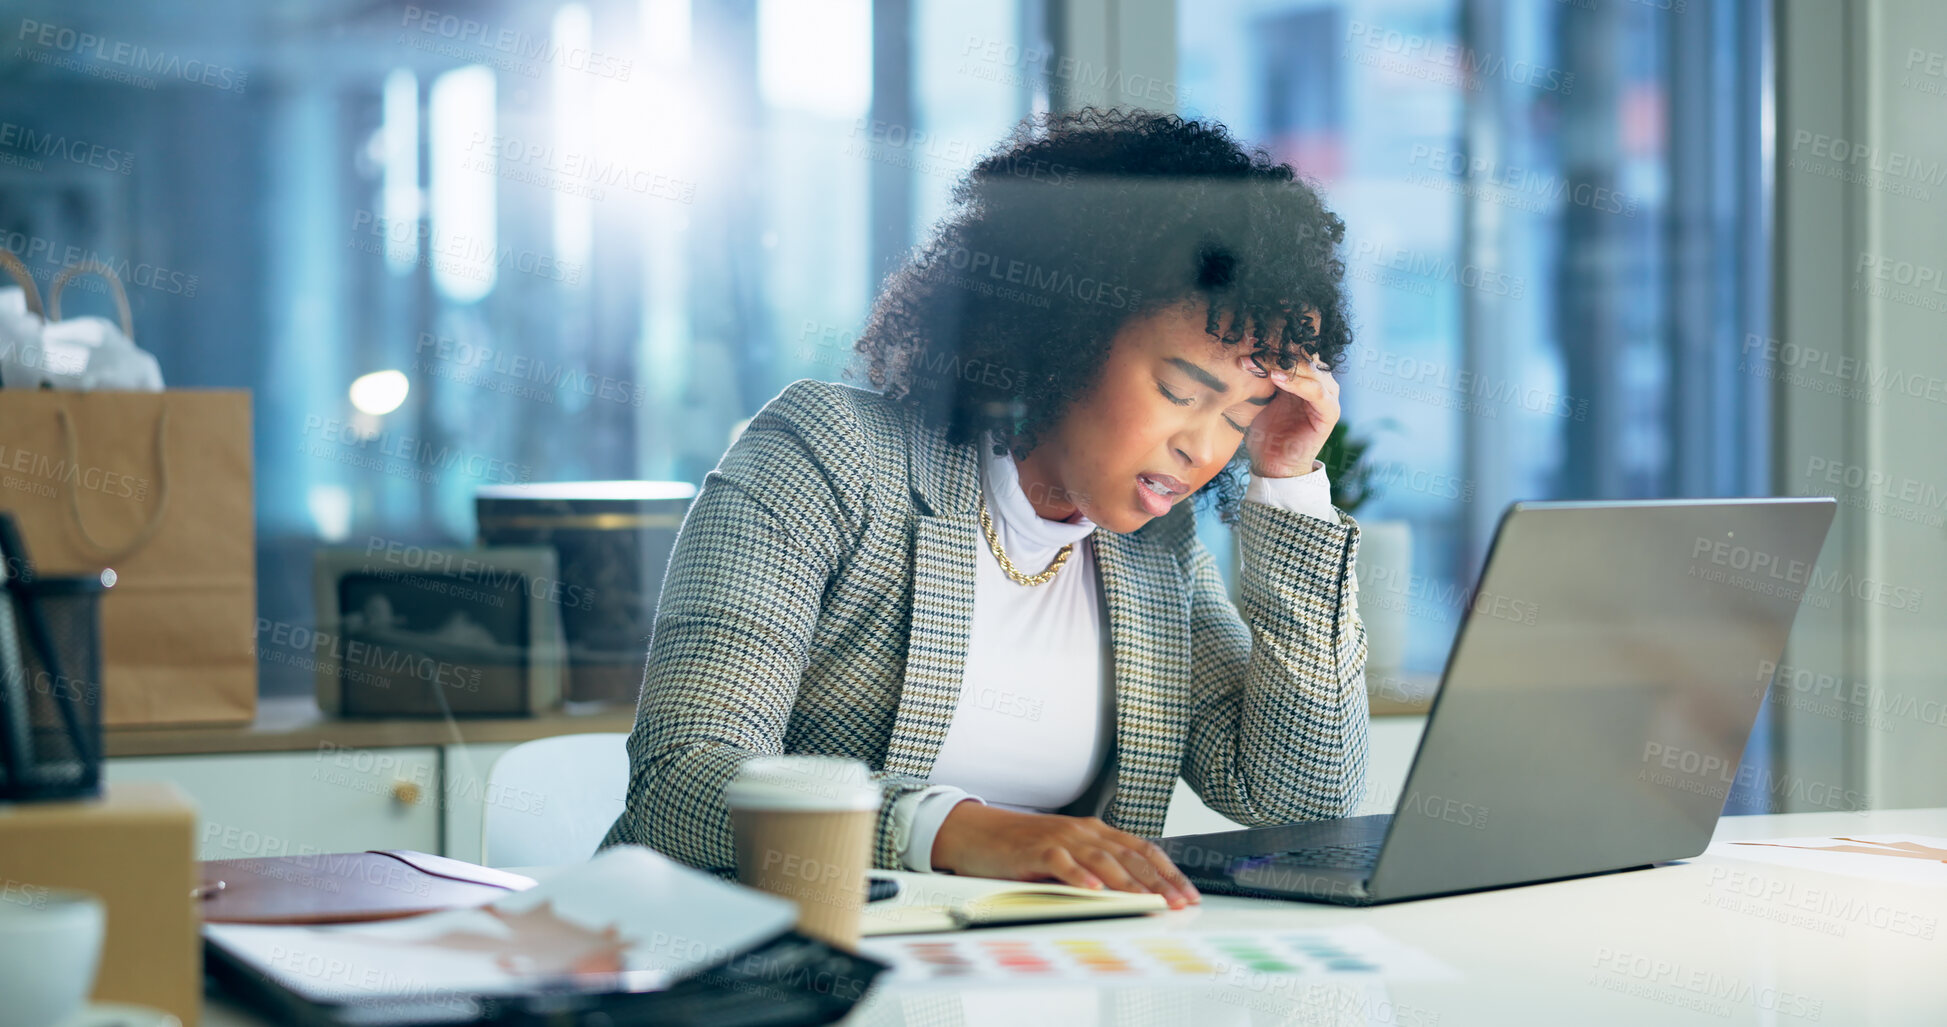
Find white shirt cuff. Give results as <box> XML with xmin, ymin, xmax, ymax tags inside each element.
<box><xmin>1244</xmin><ymin>460</ymin><xmax>1337</xmax><ymax>523</ymax></box>
<box><xmin>892</xmin><ymin>786</ymin><xmax>986</xmax><ymax>871</ymax></box>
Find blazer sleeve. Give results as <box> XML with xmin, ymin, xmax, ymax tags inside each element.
<box><xmin>1175</xmin><ymin>497</ymin><xmax>1371</xmax><ymax>824</ymax></box>
<box><xmin>600</xmin><ymin>380</ymin><xmax>936</xmax><ymax>875</ymax></box>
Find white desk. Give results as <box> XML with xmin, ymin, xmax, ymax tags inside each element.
<box><xmin>204</xmin><ymin>808</ymin><xmax>1947</xmax><ymax>1025</ymax></box>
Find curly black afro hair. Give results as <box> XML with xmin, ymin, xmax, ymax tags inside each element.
<box><xmin>852</xmin><ymin>106</ymin><xmax>1351</xmax><ymax>525</ymax></box>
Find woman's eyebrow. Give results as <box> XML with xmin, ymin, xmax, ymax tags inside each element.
<box><xmin>1165</xmin><ymin>356</ymin><xmax>1228</xmax><ymax>392</ymax></box>
<box><xmin>1165</xmin><ymin>356</ymin><xmax>1274</xmax><ymax>404</ymax></box>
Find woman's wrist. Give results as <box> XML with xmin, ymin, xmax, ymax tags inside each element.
<box><xmin>1248</xmin><ymin>458</ymin><xmax>1325</xmax><ymax>480</ymax></box>
<box><xmin>931</xmin><ymin>798</ymin><xmax>1001</xmax><ymax>872</ymax></box>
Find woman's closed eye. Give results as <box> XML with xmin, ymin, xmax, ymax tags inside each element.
<box><xmin>1160</xmin><ymin>382</ymin><xmax>1250</xmax><ymax>434</ymax></box>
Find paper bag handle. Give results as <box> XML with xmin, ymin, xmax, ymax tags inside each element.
<box><xmin>55</xmin><ymin>406</ymin><xmax>172</xmax><ymax>561</ymax></box>
<box><xmin>47</xmin><ymin>260</ymin><xmax>135</xmax><ymax>343</ymax></box>
<box><xmin>0</xmin><ymin>250</ymin><xmax>45</xmax><ymax>318</ymax></box>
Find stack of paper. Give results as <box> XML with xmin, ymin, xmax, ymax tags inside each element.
<box><xmin>204</xmin><ymin>846</ymin><xmax>800</xmax><ymax>1004</ymax></box>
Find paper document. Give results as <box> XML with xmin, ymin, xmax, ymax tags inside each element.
<box><xmin>203</xmin><ymin>845</ymin><xmax>800</xmax><ymax>1004</ymax></box>
<box><xmin>1707</xmin><ymin>834</ymin><xmax>1947</xmax><ymax>887</ymax></box>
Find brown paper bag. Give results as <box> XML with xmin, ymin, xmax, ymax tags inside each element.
<box><xmin>0</xmin><ymin>389</ymin><xmax>256</xmax><ymax>726</ymax></box>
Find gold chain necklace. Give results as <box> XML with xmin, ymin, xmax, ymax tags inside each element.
<box><xmin>979</xmin><ymin>501</ymin><xmax>1073</xmax><ymax>586</ymax></box>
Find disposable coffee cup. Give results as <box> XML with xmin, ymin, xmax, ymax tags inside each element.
<box><xmin>725</xmin><ymin>755</ymin><xmax>879</xmax><ymax>950</ymax></box>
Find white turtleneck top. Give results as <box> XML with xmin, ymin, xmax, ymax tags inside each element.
<box><xmin>889</xmin><ymin>434</ymin><xmax>1340</xmax><ymax>871</ymax></box>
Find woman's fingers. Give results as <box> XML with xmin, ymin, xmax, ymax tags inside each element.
<box><xmin>1108</xmin><ymin>844</ymin><xmax>1178</xmax><ymax>898</ymax></box>
<box><xmin>1069</xmin><ymin>833</ymin><xmax>1199</xmax><ymax>908</ymax></box>
<box><xmin>1075</xmin><ymin>846</ymin><xmax>1151</xmax><ymax>896</ymax></box>
<box><xmin>1142</xmin><ymin>839</ymin><xmax>1203</xmax><ymax>899</ymax></box>
<box><xmin>1238</xmin><ymin>355</ymin><xmax>1338</xmax><ymax>401</ymax></box>
<box><xmin>1274</xmin><ymin>362</ymin><xmax>1338</xmax><ymax>399</ymax></box>
<box><xmin>958</xmin><ymin>809</ymin><xmax>1202</xmax><ymax>908</ymax></box>
<box><xmin>1104</xmin><ymin>838</ymin><xmax>1180</xmax><ymax>894</ymax></box>
<box><xmin>1278</xmin><ymin>365</ymin><xmax>1340</xmax><ymax>427</ymax></box>
<box><xmin>1041</xmin><ymin>847</ymin><xmax>1105</xmax><ymax>890</ymax></box>
<box><xmin>1129</xmin><ymin>840</ymin><xmax>1200</xmax><ymax>906</ymax></box>
<box><xmin>1279</xmin><ymin>375</ymin><xmax>1330</xmax><ymax>404</ymax></box>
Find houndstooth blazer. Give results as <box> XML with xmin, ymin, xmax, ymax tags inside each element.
<box><xmin>600</xmin><ymin>378</ymin><xmax>1370</xmax><ymax>878</ymax></box>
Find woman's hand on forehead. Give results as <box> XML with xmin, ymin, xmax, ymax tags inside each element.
<box><xmin>1237</xmin><ymin>351</ymin><xmax>1340</xmax><ymax>479</ymax></box>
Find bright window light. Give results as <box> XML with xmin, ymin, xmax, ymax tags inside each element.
<box><xmin>553</xmin><ymin>4</ymin><xmax>593</xmax><ymax>274</ymax></box>
<box><xmin>307</xmin><ymin>484</ymin><xmax>353</xmax><ymax>543</ymax></box>
<box><xmin>381</xmin><ymin>68</ymin><xmax>419</xmax><ymax>274</ymax></box>
<box><xmin>758</xmin><ymin>0</ymin><xmax>871</xmax><ymax>119</ymax></box>
<box><xmin>429</xmin><ymin>65</ymin><xmax>496</xmax><ymax>302</ymax></box>
<box><xmin>349</xmin><ymin>369</ymin><xmax>410</xmax><ymax>415</ymax></box>
<box><xmin>642</xmin><ymin>0</ymin><xmax>691</xmax><ymax>67</ymax></box>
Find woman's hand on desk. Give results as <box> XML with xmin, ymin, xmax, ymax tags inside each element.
<box><xmin>930</xmin><ymin>803</ymin><xmax>1202</xmax><ymax>909</ymax></box>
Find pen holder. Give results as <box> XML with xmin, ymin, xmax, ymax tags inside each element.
<box><xmin>0</xmin><ymin>573</ymin><xmax>107</xmax><ymax>802</ymax></box>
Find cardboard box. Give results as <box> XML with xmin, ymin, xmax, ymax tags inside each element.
<box><xmin>0</xmin><ymin>782</ymin><xmax>199</xmax><ymax>1023</ymax></box>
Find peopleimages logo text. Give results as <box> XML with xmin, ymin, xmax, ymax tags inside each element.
<box><xmin>0</xmin><ymin>121</ymin><xmax>133</xmax><ymax>174</ymax></box>
<box><xmin>414</xmin><ymin>333</ymin><xmax>645</xmax><ymax>408</ymax></box>
<box><xmin>398</xmin><ymin>5</ymin><xmax>633</xmax><ymax>80</ymax></box>
<box><xmin>15</xmin><ymin>19</ymin><xmax>247</xmax><ymax>91</ymax></box>
<box><xmin>914</xmin><ymin>245</ymin><xmax>1140</xmax><ymax>310</ymax></box>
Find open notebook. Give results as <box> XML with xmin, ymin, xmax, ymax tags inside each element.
<box><xmin>863</xmin><ymin>871</ymin><xmax>1169</xmax><ymax>936</ymax></box>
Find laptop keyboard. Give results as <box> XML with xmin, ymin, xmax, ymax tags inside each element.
<box><xmin>1266</xmin><ymin>842</ymin><xmax>1383</xmax><ymax>870</ymax></box>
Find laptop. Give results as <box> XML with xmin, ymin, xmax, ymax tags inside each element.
<box><xmin>1152</xmin><ymin>497</ymin><xmax>1838</xmax><ymax>906</ymax></box>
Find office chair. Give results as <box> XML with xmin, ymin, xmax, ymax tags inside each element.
<box><xmin>480</xmin><ymin>732</ymin><xmax>630</xmax><ymax>868</ymax></box>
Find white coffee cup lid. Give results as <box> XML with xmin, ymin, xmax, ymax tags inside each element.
<box><xmin>724</xmin><ymin>755</ymin><xmax>880</xmax><ymax>812</ymax></box>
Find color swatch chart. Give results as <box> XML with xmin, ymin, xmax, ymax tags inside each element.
<box><xmin>862</xmin><ymin>927</ymin><xmax>1454</xmax><ymax>985</ymax></box>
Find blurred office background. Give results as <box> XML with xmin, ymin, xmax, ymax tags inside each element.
<box><xmin>0</xmin><ymin>0</ymin><xmax>1940</xmax><ymax>812</ymax></box>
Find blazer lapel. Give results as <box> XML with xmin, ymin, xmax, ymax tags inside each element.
<box><xmin>1091</xmin><ymin>526</ymin><xmax>1193</xmax><ymax>832</ymax></box>
<box><xmin>883</xmin><ymin>512</ymin><xmax>980</xmax><ymax>778</ymax></box>
<box><xmin>904</xmin><ymin>406</ymin><xmax>979</xmax><ymax>519</ymax></box>
<box><xmin>883</xmin><ymin>413</ymin><xmax>981</xmax><ymax>778</ymax></box>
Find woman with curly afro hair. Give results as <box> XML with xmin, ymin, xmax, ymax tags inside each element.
<box><xmin>605</xmin><ymin>108</ymin><xmax>1370</xmax><ymax>910</ymax></box>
